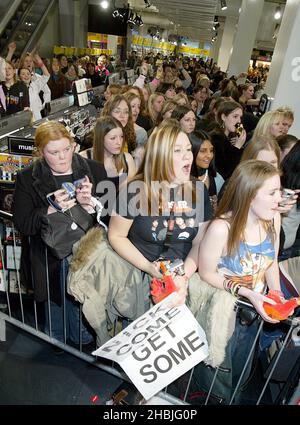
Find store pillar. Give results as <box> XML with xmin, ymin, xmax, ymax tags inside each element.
<box><xmin>227</xmin><ymin>0</ymin><xmax>264</xmax><ymax>77</ymax></box>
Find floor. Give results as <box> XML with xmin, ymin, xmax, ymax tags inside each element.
<box><xmin>0</xmin><ymin>322</ymin><xmax>122</xmax><ymax>405</ymax></box>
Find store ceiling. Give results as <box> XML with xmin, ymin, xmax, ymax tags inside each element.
<box><xmin>127</xmin><ymin>0</ymin><xmax>287</xmax><ymax>49</ymax></box>
<box><xmin>150</xmin><ymin>0</ymin><xmax>218</xmax><ymax>42</ymax></box>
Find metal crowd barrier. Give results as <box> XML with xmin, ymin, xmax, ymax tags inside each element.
<box><xmin>0</xmin><ymin>209</ymin><xmax>299</xmax><ymax>405</ymax></box>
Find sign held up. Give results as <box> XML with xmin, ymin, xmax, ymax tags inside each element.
<box><xmin>93</xmin><ymin>293</ymin><xmax>208</xmax><ymax>400</ymax></box>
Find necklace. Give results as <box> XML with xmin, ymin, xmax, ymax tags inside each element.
<box><xmin>199</xmin><ymin>169</ymin><xmax>208</xmax><ymax>184</ymax></box>
<box><xmin>243</xmin><ymin>222</ymin><xmax>263</xmax><ymax>290</ymax></box>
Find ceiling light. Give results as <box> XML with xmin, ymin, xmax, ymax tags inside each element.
<box><xmin>100</xmin><ymin>0</ymin><xmax>109</xmax><ymax>9</ymax></box>
<box><xmin>274</xmin><ymin>6</ymin><xmax>282</xmax><ymax>20</ymax></box>
<box><xmin>220</xmin><ymin>0</ymin><xmax>227</xmax><ymax>11</ymax></box>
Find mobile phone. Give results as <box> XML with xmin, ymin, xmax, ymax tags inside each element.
<box><xmin>61</xmin><ymin>182</ymin><xmax>76</xmax><ymax>199</ymax></box>
<box><xmin>280</xmin><ymin>188</ymin><xmax>295</xmax><ymax>206</ymax></box>
<box><xmin>73</xmin><ymin>177</ymin><xmax>86</xmax><ymax>189</ymax></box>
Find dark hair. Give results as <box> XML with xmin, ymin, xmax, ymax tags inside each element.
<box><xmin>163</xmin><ymin>63</ymin><xmax>176</xmax><ymax>72</ymax></box>
<box><xmin>221</xmin><ymin>86</ymin><xmax>240</xmax><ymax>102</ymax></box>
<box><xmin>171</xmin><ymin>105</ymin><xmax>193</xmax><ymax>121</ymax></box>
<box><xmin>156</xmin><ymin>82</ymin><xmax>175</xmax><ymax>94</ymax></box>
<box><xmin>93</xmin><ymin>116</ymin><xmax>126</xmax><ymax>172</ymax></box>
<box><xmin>189</xmin><ymin>130</ymin><xmax>216</xmax><ymax>178</ymax></box>
<box><xmin>216</xmin><ymin>100</ymin><xmax>243</xmax><ymax>127</ymax></box>
<box><xmin>281</xmin><ymin>140</ymin><xmax>300</xmax><ymax>209</ymax></box>
<box><xmin>276</xmin><ymin>134</ymin><xmax>298</xmax><ymax>152</ymax></box>
<box><xmin>193</xmin><ymin>84</ymin><xmax>208</xmax><ymax>95</ymax></box>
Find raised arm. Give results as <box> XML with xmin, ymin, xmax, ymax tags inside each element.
<box><xmin>6</xmin><ymin>42</ymin><xmax>16</xmax><ymax>62</ymax></box>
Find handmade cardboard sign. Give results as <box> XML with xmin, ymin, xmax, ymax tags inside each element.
<box><xmin>93</xmin><ymin>293</ymin><xmax>208</xmax><ymax>400</ymax></box>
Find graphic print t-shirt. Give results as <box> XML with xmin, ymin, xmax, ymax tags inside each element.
<box><xmin>218</xmin><ymin>235</ymin><xmax>275</xmax><ymax>294</ymax></box>
<box><xmin>115</xmin><ymin>181</ymin><xmax>212</xmax><ymax>262</ymax></box>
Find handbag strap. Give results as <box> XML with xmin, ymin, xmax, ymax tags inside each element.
<box><xmin>60</xmin><ymin>205</ymin><xmax>94</xmax><ymax>233</ymax></box>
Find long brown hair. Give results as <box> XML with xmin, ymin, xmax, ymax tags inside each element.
<box><xmin>132</xmin><ymin>120</ymin><xmax>194</xmax><ymax>212</ymax></box>
<box><xmin>216</xmin><ymin>100</ymin><xmax>243</xmax><ymax>129</ymax></box>
<box><xmin>93</xmin><ymin>116</ymin><xmax>126</xmax><ymax>173</ymax></box>
<box><xmin>101</xmin><ymin>94</ymin><xmax>136</xmax><ymax>152</ymax></box>
<box><xmin>148</xmin><ymin>92</ymin><xmax>165</xmax><ymax>126</ymax></box>
<box><xmin>215</xmin><ymin>160</ymin><xmax>280</xmax><ymax>255</ymax></box>
<box><xmin>241</xmin><ymin>134</ymin><xmax>281</xmax><ymax>169</ymax></box>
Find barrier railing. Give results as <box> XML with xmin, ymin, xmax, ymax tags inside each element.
<box><xmin>0</xmin><ymin>209</ymin><xmax>299</xmax><ymax>405</ymax></box>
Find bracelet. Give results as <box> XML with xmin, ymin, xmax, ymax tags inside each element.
<box><xmin>223</xmin><ymin>278</ymin><xmax>243</xmax><ymax>297</ymax></box>
<box><xmin>233</xmin><ymin>284</ymin><xmax>242</xmax><ymax>297</ymax></box>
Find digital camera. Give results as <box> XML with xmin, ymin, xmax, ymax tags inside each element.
<box><xmin>235</xmin><ymin>123</ymin><xmax>243</xmax><ymax>137</ymax></box>
<box><xmin>61</xmin><ymin>182</ymin><xmax>76</xmax><ymax>199</ymax></box>
<box><xmin>280</xmin><ymin>188</ymin><xmax>295</xmax><ymax>206</ymax></box>
<box><xmin>159</xmin><ymin>259</ymin><xmax>185</xmax><ymax>276</ymax></box>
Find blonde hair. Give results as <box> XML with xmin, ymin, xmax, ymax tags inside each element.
<box><xmin>252</xmin><ymin>110</ymin><xmax>284</xmax><ymax>139</ymax></box>
<box><xmin>276</xmin><ymin>106</ymin><xmax>294</xmax><ymax>121</ymax></box>
<box><xmin>173</xmin><ymin>92</ymin><xmax>189</xmax><ymax>106</ymax></box>
<box><xmin>148</xmin><ymin>92</ymin><xmax>165</xmax><ymax>125</ymax></box>
<box><xmin>105</xmin><ymin>84</ymin><xmax>122</xmax><ymax>97</ymax></box>
<box><xmin>158</xmin><ymin>100</ymin><xmax>178</xmax><ymax>124</ymax></box>
<box><xmin>241</xmin><ymin>135</ymin><xmax>281</xmax><ymax>169</ymax></box>
<box><xmin>34</xmin><ymin>121</ymin><xmax>74</xmax><ymax>156</ymax></box>
<box><xmin>214</xmin><ymin>160</ymin><xmax>279</xmax><ymax>255</ymax></box>
<box><xmin>132</xmin><ymin>121</ymin><xmax>185</xmax><ymax>210</ymax></box>
<box><xmin>5</xmin><ymin>61</ymin><xmax>17</xmax><ymax>84</ymax></box>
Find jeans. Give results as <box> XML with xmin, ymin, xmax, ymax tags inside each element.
<box><xmin>191</xmin><ymin>314</ymin><xmax>260</xmax><ymax>404</ymax></box>
<box><xmin>44</xmin><ymin>259</ymin><xmax>94</xmax><ymax>345</ymax></box>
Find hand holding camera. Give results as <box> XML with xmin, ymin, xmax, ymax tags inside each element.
<box><xmin>74</xmin><ymin>175</ymin><xmax>93</xmax><ymax>211</ymax></box>
<box><xmin>47</xmin><ymin>186</ymin><xmax>76</xmax><ymax>214</ymax></box>
<box><xmin>231</xmin><ymin>123</ymin><xmax>246</xmax><ymax>149</ymax></box>
<box><xmin>277</xmin><ymin>188</ymin><xmax>298</xmax><ymax>214</ymax></box>
<box><xmin>46</xmin><ymin>176</ymin><xmax>92</xmax><ymax>214</ymax></box>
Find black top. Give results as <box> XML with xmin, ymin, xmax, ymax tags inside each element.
<box><xmin>115</xmin><ymin>181</ymin><xmax>212</xmax><ymax>262</ymax></box>
<box><xmin>96</xmin><ymin>154</ymin><xmax>129</xmax><ymax>225</ymax></box>
<box><xmin>1</xmin><ymin>81</ymin><xmax>30</xmax><ymax>115</ymax></box>
<box><xmin>13</xmin><ymin>154</ymin><xmax>107</xmax><ymax>304</ymax></box>
<box><xmin>210</xmin><ymin>129</ymin><xmax>244</xmax><ymax>180</ymax></box>
<box><xmin>136</xmin><ymin>114</ymin><xmax>153</xmax><ymax>132</ymax></box>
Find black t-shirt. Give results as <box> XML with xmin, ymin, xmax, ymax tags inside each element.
<box><xmin>136</xmin><ymin>114</ymin><xmax>153</xmax><ymax>132</ymax></box>
<box><xmin>115</xmin><ymin>181</ymin><xmax>213</xmax><ymax>262</ymax></box>
<box><xmin>2</xmin><ymin>81</ymin><xmax>30</xmax><ymax>115</ymax></box>
<box><xmin>210</xmin><ymin>130</ymin><xmax>243</xmax><ymax>180</ymax></box>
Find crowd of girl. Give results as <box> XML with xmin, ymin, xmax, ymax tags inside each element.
<box><xmin>11</xmin><ymin>48</ymin><xmax>300</xmax><ymax>404</ymax></box>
